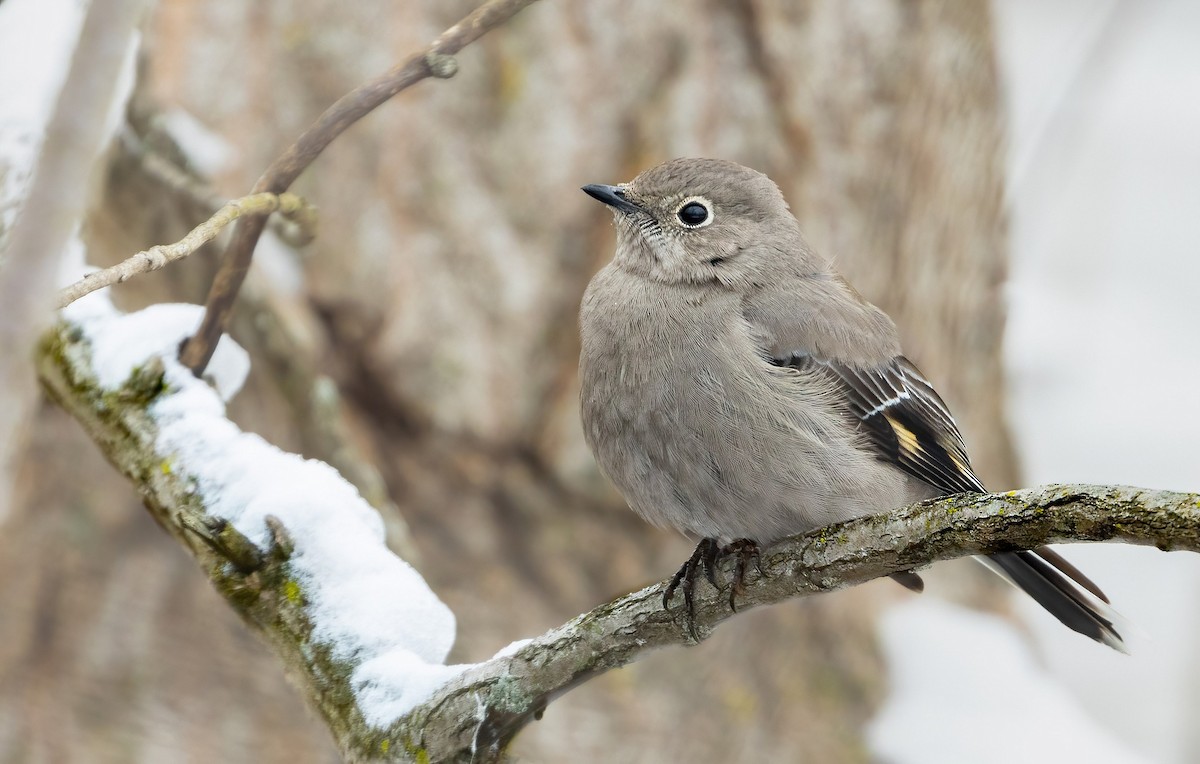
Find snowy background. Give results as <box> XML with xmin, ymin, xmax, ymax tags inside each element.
<box><xmin>3</xmin><ymin>0</ymin><xmax>1198</xmax><ymax>760</ymax></box>
<box><xmin>872</xmin><ymin>2</ymin><xmax>1200</xmax><ymax>762</ymax></box>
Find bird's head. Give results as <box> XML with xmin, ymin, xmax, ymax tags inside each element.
<box><xmin>582</xmin><ymin>158</ymin><xmax>819</xmax><ymax>287</ymax></box>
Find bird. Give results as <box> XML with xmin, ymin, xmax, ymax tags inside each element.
<box><xmin>578</xmin><ymin>157</ymin><xmax>1124</xmax><ymax>651</ymax></box>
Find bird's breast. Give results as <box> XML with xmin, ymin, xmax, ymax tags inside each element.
<box><xmin>579</xmin><ymin>270</ymin><xmax>781</xmax><ymax>534</ymax></box>
<box><xmin>578</xmin><ymin>266</ymin><xmax>910</xmax><ymax>542</ymax></box>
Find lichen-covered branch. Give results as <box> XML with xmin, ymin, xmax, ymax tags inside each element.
<box><xmin>37</xmin><ymin>313</ymin><xmax>1200</xmax><ymax>763</ymax></box>
<box><xmin>394</xmin><ymin>483</ymin><xmax>1200</xmax><ymax>759</ymax></box>
<box><xmin>56</xmin><ymin>191</ymin><xmax>315</xmax><ymax>307</ymax></box>
<box><xmin>36</xmin><ymin>315</ymin><xmax>386</xmax><ymax>759</ymax></box>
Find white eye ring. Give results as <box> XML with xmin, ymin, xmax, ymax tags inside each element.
<box><xmin>675</xmin><ymin>196</ymin><xmax>714</xmax><ymax>228</ymax></box>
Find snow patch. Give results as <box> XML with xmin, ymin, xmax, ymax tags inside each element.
<box><xmin>355</xmin><ymin>654</ymin><xmax>473</xmax><ymax>726</ymax></box>
<box><xmin>492</xmin><ymin>638</ymin><xmax>532</xmax><ymax>660</ymax></box>
<box><xmin>158</xmin><ymin>107</ymin><xmax>235</xmax><ymax>177</ymax></box>
<box><xmin>0</xmin><ymin>0</ymin><xmax>87</xmax><ymax>234</ymax></box>
<box><xmin>63</xmin><ymin>302</ymin><xmax>469</xmax><ymax>726</ymax></box>
<box><xmin>68</xmin><ymin>301</ymin><xmax>248</xmax><ymax>403</ymax></box>
<box><xmin>0</xmin><ymin>0</ymin><xmax>138</xmax><ymax>238</ymax></box>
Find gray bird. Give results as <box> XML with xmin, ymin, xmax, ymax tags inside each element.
<box><xmin>579</xmin><ymin>157</ymin><xmax>1123</xmax><ymax>650</ymax></box>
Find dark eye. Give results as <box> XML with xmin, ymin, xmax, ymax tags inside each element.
<box><xmin>677</xmin><ymin>202</ymin><xmax>710</xmax><ymax>227</ymax></box>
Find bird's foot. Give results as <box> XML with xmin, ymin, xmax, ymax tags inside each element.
<box><xmin>663</xmin><ymin>538</ymin><xmax>720</xmax><ymax>640</ymax></box>
<box><xmin>663</xmin><ymin>537</ymin><xmax>764</xmax><ymax>638</ymax></box>
<box><xmin>721</xmin><ymin>538</ymin><xmax>763</xmax><ymax>613</ymax></box>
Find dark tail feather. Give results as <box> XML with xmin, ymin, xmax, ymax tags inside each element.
<box><xmin>983</xmin><ymin>550</ymin><xmax>1127</xmax><ymax>652</ymax></box>
<box><xmin>1032</xmin><ymin>545</ymin><xmax>1110</xmax><ymax>603</ymax></box>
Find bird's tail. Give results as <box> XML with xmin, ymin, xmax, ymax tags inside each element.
<box><xmin>979</xmin><ymin>547</ymin><xmax>1127</xmax><ymax>653</ymax></box>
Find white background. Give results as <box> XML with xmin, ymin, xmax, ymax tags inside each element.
<box><xmin>873</xmin><ymin>2</ymin><xmax>1200</xmax><ymax>762</ymax></box>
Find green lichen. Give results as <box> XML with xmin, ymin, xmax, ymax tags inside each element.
<box><xmin>489</xmin><ymin>674</ymin><xmax>533</xmax><ymax>714</ymax></box>
<box><xmin>116</xmin><ymin>358</ymin><xmax>168</xmax><ymax>405</ymax></box>
<box><xmin>401</xmin><ymin>735</ymin><xmax>430</xmax><ymax>764</ymax></box>
<box><xmin>214</xmin><ymin>574</ymin><xmax>261</xmax><ymax>610</ymax></box>
<box><xmin>285</xmin><ymin>579</ymin><xmax>302</xmax><ymax>604</ymax></box>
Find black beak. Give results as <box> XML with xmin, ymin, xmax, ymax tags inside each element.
<box><xmin>581</xmin><ymin>184</ymin><xmax>643</xmax><ymax>215</ymax></box>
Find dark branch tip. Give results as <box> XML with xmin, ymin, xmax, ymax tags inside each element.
<box><xmin>265</xmin><ymin>514</ymin><xmax>296</xmax><ymax>560</ymax></box>
<box><xmin>179</xmin><ymin>512</ymin><xmax>265</xmax><ymax>573</ymax></box>
<box><xmin>121</xmin><ymin>357</ymin><xmax>167</xmax><ymax>403</ymax></box>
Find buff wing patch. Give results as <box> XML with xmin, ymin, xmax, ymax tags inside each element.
<box><xmin>777</xmin><ymin>353</ymin><xmax>985</xmax><ymax>496</ymax></box>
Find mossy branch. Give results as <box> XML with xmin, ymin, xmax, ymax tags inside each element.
<box><xmin>36</xmin><ymin>319</ymin><xmax>1200</xmax><ymax>762</ymax></box>
<box><xmin>36</xmin><ymin>320</ymin><xmax>373</xmax><ymax>757</ymax></box>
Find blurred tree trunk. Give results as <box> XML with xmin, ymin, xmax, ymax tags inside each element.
<box><xmin>0</xmin><ymin>0</ymin><xmax>1015</xmax><ymax>761</ymax></box>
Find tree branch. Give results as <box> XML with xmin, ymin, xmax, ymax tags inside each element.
<box><xmin>397</xmin><ymin>483</ymin><xmax>1199</xmax><ymax>759</ymax></box>
<box><xmin>37</xmin><ymin>312</ymin><xmax>1200</xmax><ymax>762</ymax></box>
<box><xmin>179</xmin><ymin>0</ymin><xmax>542</xmax><ymax>375</ymax></box>
<box><xmin>56</xmin><ymin>192</ymin><xmax>315</xmax><ymax>308</ymax></box>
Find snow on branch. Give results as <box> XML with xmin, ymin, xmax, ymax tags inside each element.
<box><xmin>37</xmin><ymin>301</ymin><xmax>1200</xmax><ymax>762</ymax></box>
<box><xmin>38</xmin><ymin>298</ymin><xmax>473</xmax><ymax>758</ymax></box>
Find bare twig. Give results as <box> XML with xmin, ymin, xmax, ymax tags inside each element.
<box><xmin>56</xmin><ymin>191</ymin><xmax>314</xmax><ymax>307</ymax></box>
<box><xmin>36</xmin><ymin>315</ymin><xmax>1200</xmax><ymax>762</ymax></box>
<box><xmin>179</xmin><ymin>0</ymin><xmax>543</xmax><ymax>374</ymax></box>
<box><xmin>110</xmin><ymin>121</ymin><xmax>421</xmax><ymax>561</ymax></box>
<box><xmin>117</xmin><ymin>127</ymin><xmax>312</xmax><ymax>247</ymax></box>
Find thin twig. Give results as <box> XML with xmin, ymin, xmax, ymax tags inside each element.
<box><xmin>55</xmin><ymin>192</ymin><xmax>314</xmax><ymax>308</ymax></box>
<box><xmin>117</xmin><ymin>127</ymin><xmax>312</xmax><ymax>247</ymax></box>
<box><xmin>179</xmin><ymin>0</ymin><xmax>542</xmax><ymax>374</ymax></box>
<box><xmin>111</xmin><ymin>123</ymin><xmax>422</xmax><ymax>561</ymax></box>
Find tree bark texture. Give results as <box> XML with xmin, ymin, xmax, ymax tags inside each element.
<box><xmin>1</xmin><ymin>1</ymin><xmax>1014</xmax><ymax>761</ymax></box>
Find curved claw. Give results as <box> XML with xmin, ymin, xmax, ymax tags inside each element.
<box><xmin>723</xmin><ymin>538</ymin><xmax>762</xmax><ymax>613</ymax></box>
<box><xmin>663</xmin><ymin>537</ymin><xmax>767</xmax><ymax>635</ymax></box>
<box><xmin>663</xmin><ymin>538</ymin><xmax>721</xmax><ymax>640</ymax></box>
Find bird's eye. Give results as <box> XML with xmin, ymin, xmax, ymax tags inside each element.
<box><xmin>676</xmin><ymin>197</ymin><xmax>712</xmax><ymax>228</ymax></box>
<box><xmin>678</xmin><ymin>203</ymin><xmax>708</xmax><ymax>225</ymax></box>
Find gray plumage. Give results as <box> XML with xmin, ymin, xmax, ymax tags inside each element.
<box><xmin>579</xmin><ymin>158</ymin><xmax>1124</xmax><ymax>650</ymax></box>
